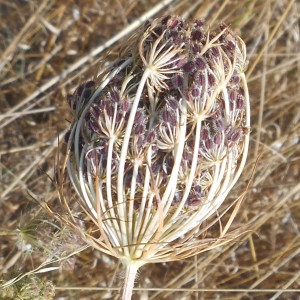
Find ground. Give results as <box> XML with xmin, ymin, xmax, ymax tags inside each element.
<box><xmin>0</xmin><ymin>0</ymin><xmax>299</xmax><ymax>299</ymax></box>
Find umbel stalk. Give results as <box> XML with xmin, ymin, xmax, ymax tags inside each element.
<box><xmin>121</xmin><ymin>265</ymin><xmax>139</xmax><ymax>300</ymax></box>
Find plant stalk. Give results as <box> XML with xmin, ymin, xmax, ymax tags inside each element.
<box><xmin>121</xmin><ymin>265</ymin><xmax>139</xmax><ymax>300</ymax></box>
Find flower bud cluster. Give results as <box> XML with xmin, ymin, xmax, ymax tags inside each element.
<box><xmin>64</xmin><ymin>16</ymin><xmax>250</xmax><ymax>264</ymax></box>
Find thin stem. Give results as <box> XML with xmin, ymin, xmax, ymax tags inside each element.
<box><xmin>121</xmin><ymin>265</ymin><xmax>139</xmax><ymax>300</ymax></box>
<box><xmin>224</xmin><ymin>73</ymin><xmax>250</xmax><ymax>193</ymax></box>
<box><xmin>171</xmin><ymin>120</ymin><xmax>202</xmax><ymax>219</ymax></box>
<box><xmin>117</xmin><ymin>69</ymin><xmax>150</xmax><ymax>254</ymax></box>
<box><xmin>161</xmin><ymin>97</ymin><xmax>187</xmax><ymax>208</ymax></box>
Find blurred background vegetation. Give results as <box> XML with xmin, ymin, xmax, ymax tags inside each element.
<box><xmin>0</xmin><ymin>0</ymin><xmax>299</xmax><ymax>299</ymax></box>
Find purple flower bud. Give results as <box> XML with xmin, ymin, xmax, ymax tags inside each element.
<box><xmin>191</xmin><ymin>43</ymin><xmax>202</xmax><ymax>55</ymax></box>
<box><xmin>193</xmin><ymin>19</ymin><xmax>204</xmax><ymax>28</ymax></box>
<box><xmin>219</xmin><ymin>99</ymin><xmax>225</xmax><ymax>110</ymax></box>
<box><xmin>134</xmin><ymin>109</ymin><xmax>145</xmax><ymax>124</ymax></box>
<box><xmin>187</xmin><ymin>197</ymin><xmax>202</xmax><ymax>207</ymax></box>
<box><xmin>230</xmin><ymin>89</ymin><xmax>238</xmax><ymax>102</ymax></box>
<box><xmin>85</xmin><ymin>80</ymin><xmax>95</xmax><ymax>89</ymax></box>
<box><xmin>90</xmin><ymin>105</ymin><xmax>101</xmax><ymax>119</ymax></box>
<box><xmin>104</xmin><ymin>101</ymin><xmax>114</xmax><ymax>117</ymax></box>
<box><xmin>121</xmin><ymin>98</ymin><xmax>130</xmax><ymax>112</ymax></box>
<box><xmin>136</xmin><ymin>135</ymin><xmax>145</xmax><ymax>150</ymax></box>
<box><xmin>182</xmin><ymin>150</ymin><xmax>192</xmax><ymax>161</ymax></box>
<box><xmin>201</xmin><ymin>127</ymin><xmax>210</xmax><ymax>140</ymax></box>
<box><xmin>197</xmin><ymin>73</ymin><xmax>206</xmax><ymax>86</ymax></box>
<box><xmin>161</xmin><ymin>109</ymin><xmax>177</xmax><ymax>126</ymax></box>
<box><xmin>82</xmin><ymin>88</ymin><xmax>92</xmax><ymax>100</ymax></box>
<box><xmin>88</xmin><ymin>118</ymin><xmax>100</xmax><ymax>134</ymax></box>
<box><xmin>230</xmin><ymin>75</ymin><xmax>240</xmax><ymax>85</ymax></box>
<box><xmin>224</xmin><ymin>124</ymin><xmax>232</xmax><ymax>136</ymax></box>
<box><xmin>183</xmin><ymin>61</ymin><xmax>195</xmax><ymax>73</ymax></box>
<box><xmin>194</xmin><ymin>185</ymin><xmax>202</xmax><ymax>195</ymax></box>
<box><xmin>161</xmin><ymin>15</ymin><xmax>172</xmax><ymax>25</ymax></box>
<box><xmin>214</xmin><ymin>132</ymin><xmax>222</xmax><ymax>145</ymax></box>
<box><xmin>238</xmin><ymin>87</ymin><xmax>245</xmax><ymax>96</ymax></box>
<box><xmin>210</xmin><ymin>47</ymin><xmax>220</xmax><ymax>58</ymax></box>
<box><xmin>173</xmin><ymin>191</ymin><xmax>182</xmax><ymax>204</ymax></box>
<box><xmin>171</xmin><ymin>75</ymin><xmax>184</xmax><ymax>88</ymax></box>
<box><xmin>167</xmin><ymin>97</ymin><xmax>179</xmax><ymax>110</ymax></box>
<box><xmin>214</xmin><ymin>118</ymin><xmax>224</xmax><ymax>131</ymax></box>
<box><xmin>175</xmin><ymin>56</ymin><xmax>187</xmax><ymax>68</ymax></box>
<box><xmin>76</xmin><ymin>84</ymin><xmax>84</xmax><ymax>97</ymax></box>
<box><xmin>153</xmin><ymin>25</ymin><xmax>163</xmax><ymax>37</ymax></box>
<box><xmin>110</xmin><ymin>88</ymin><xmax>120</xmax><ymax>103</ymax></box>
<box><xmin>191</xmin><ymin>29</ymin><xmax>203</xmax><ymax>41</ymax></box>
<box><xmin>167</xmin><ymin>16</ymin><xmax>184</xmax><ymax>30</ymax></box>
<box><xmin>190</xmin><ymin>87</ymin><xmax>200</xmax><ymax>98</ymax></box>
<box><xmin>195</xmin><ymin>57</ymin><xmax>206</xmax><ymax>70</ymax></box>
<box><xmin>208</xmin><ymin>74</ymin><xmax>216</xmax><ymax>86</ymax></box>
<box><xmin>84</xmin><ymin>111</ymin><xmax>91</xmax><ymax>124</ymax></box>
<box><xmin>236</xmin><ymin>96</ymin><xmax>245</xmax><ymax>109</ymax></box>
<box><xmin>230</xmin><ymin>128</ymin><xmax>241</xmax><ymax>143</ymax></box>
<box><xmin>226</xmin><ymin>41</ymin><xmax>236</xmax><ymax>51</ymax></box>
<box><xmin>134</xmin><ymin>124</ymin><xmax>145</xmax><ymax>135</ymax></box>
<box><xmin>205</xmin><ymin>138</ymin><xmax>214</xmax><ymax>149</ymax></box>
<box><xmin>151</xmin><ymin>159</ymin><xmax>162</xmax><ymax>175</ymax></box>
<box><xmin>163</xmin><ymin>156</ymin><xmax>174</xmax><ymax>175</ymax></box>
<box><xmin>146</xmin><ymin>130</ymin><xmax>156</xmax><ymax>144</ymax></box>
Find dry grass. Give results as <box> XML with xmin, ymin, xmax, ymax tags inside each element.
<box><xmin>0</xmin><ymin>0</ymin><xmax>299</xmax><ymax>299</ymax></box>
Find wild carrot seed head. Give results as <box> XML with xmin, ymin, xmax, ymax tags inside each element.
<box><xmin>63</xmin><ymin>16</ymin><xmax>250</xmax><ymax>265</ymax></box>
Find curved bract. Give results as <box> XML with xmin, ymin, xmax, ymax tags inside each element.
<box><xmin>63</xmin><ymin>16</ymin><xmax>250</xmax><ymax>267</ymax></box>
